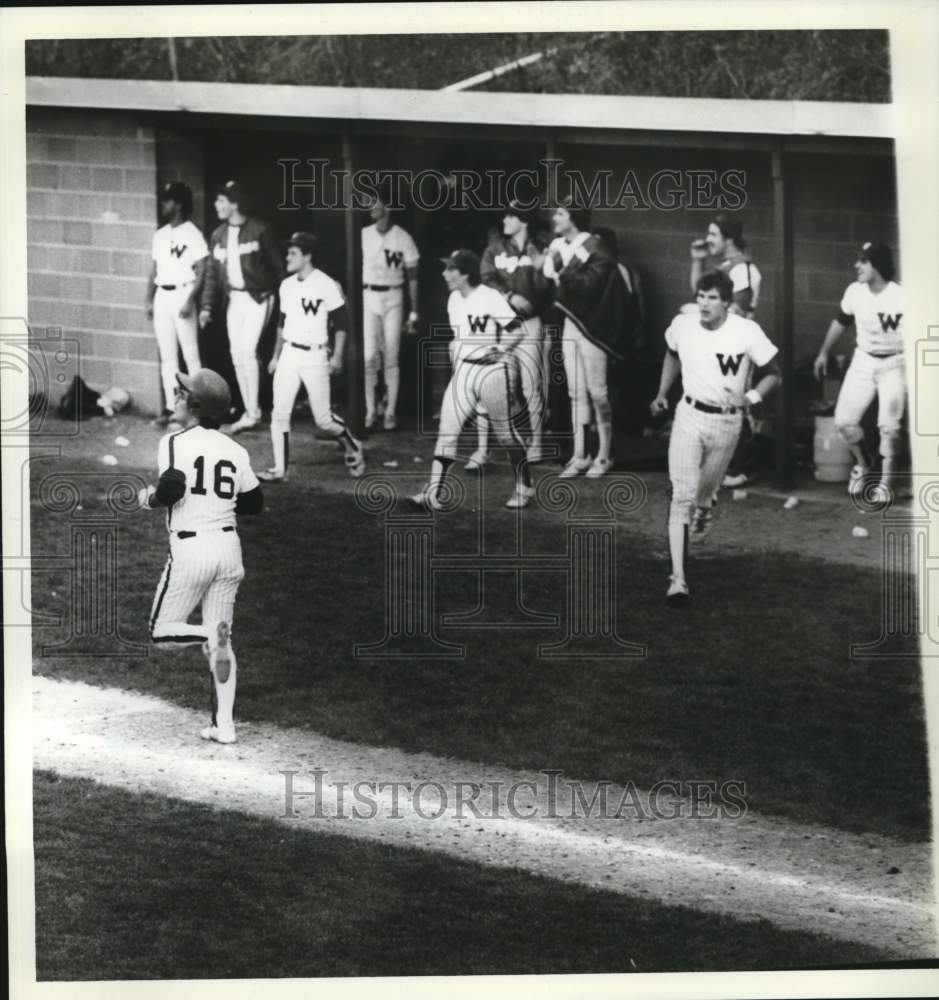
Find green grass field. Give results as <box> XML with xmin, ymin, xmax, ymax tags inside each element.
<box><xmin>29</xmin><ymin>428</ymin><xmax>928</xmax><ymax>842</ymax></box>
<box><xmin>33</xmin><ymin>771</ymin><xmax>889</xmax><ymax>979</ymax></box>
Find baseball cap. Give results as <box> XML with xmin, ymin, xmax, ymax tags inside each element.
<box><xmin>216</xmin><ymin>180</ymin><xmax>245</xmax><ymax>206</ymax></box>
<box><xmin>287</xmin><ymin>231</ymin><xmax>318</xmax><ymax>256</ymax></box>
<box><xmin>160</xmin><ymin>181</ymin><xmax>192</xmax><ymax>205</ymax></box>
<box><xmin>440</xmin><ymin>249</ymin><xmax>481</xmax><ymax>277</ymax></box>
<box><xmin>176</xmin><ymin>369</ymin><xmax>231</xmax><ymax>420</ymax></box>
<box><xmin>856</xmin><ymin>241</ymin><xmax>895</xmax><ymax>281</ymax></box>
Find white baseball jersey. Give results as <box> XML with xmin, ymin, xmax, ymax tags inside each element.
<box><xmin>280</xmin><ymin>270</ymin><xmax>344</xmax><ymax>347</ymax></box>
<box><xmin>665</xmin><ymin>312</ymin><xmax>778</xmax><ymax>407</ymax></box>
<box><xmin>152</xmin><ymin>221</ymin><xmax>208</xmax><ymax>286</ymax></box>
<box><xmin>159</xmin><ymin>426</ymin><xmax>259</xmax><ymax>532</ymax></box>
<box><xmin>362</xmin><ymin>224</ymin><xmax>419</xmax><ymax>287</ymax></box>
<box><xmin>840</xmin><ymin>280</ymin><xmax>905</xmax><ymax>355</ymax></box>
<box><xmin>447</xmin><ymin>284</ymin><xmax>515</xmax><ymax>364</ymax></box>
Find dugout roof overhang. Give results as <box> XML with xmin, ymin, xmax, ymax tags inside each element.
<box><xmin>26</xmin><ymin>76</ymin><xmax>895</xmax><ymax>155</ymax></box>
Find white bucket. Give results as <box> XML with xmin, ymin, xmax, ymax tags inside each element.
<box><xmin>814</xmin><ymin>415</ymin><xmax>853</xmax><ymax>482</ymax></box>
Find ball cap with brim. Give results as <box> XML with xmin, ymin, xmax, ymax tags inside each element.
<box><xmin>440</xmin><ymin>249</ymin><xmax>481</xmax><ymax>277</ymax></box>
<box><xmin>176</xmin><ymin>369</ymin><xmax>231</xmax><ymax>420</ymax></box>
<box><xmin>501</xmin><ymin>198</ymin><xmax>537</xmax><ymax>225</ymax></box>
<box><xmin>287</xmin><ymin>231</ymin><xmax>318</xmax><ymax>256</ymax></box>
<box><xmin>160</xmin><ymin>181</ymin><xmax>192</xmax><ymax>204</ymax></box>
<box><xmin>856</xmin><ymin>241</ymin><xmax>895</xmax><ymax>281</ymax></box>
<box><xmin>216</xmin><ymin>180</ymin><xmax>244</xmax><ymax>206</ymax></box>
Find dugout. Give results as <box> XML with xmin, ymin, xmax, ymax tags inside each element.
<box><xmin>25</xmin><ymin>77</ymin><xmax>896</xmax><ymax>486</ymax></box>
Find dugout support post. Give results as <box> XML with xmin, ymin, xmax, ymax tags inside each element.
<box><xmin>772</xmin><ymin>142</ymin><xmax>795</xmax><ymax>491</ymax></box>
<box><xmin>342</xmin><ymin>130</ymin><xmax>364</xmax><ymax>438</ymax></box>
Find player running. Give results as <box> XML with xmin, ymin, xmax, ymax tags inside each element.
<box><xmin>813</xmin><ymin>242</ymin><xmax>905</xmax><ymax>505</ymax></box>
<box><xmin>199</xmin><ymin>180</ymin><xmax>284</xmax><ymax>433</ymax></box>
<box><xmin>257</xmin><ymin>232</ymin><xmax>365</xmax><ymax>482</ymax></box>
<box><xmin>141</xmin><ymin>368</ymin><xmax>264</xmax><ymax>744</ymax></box>
<box><xmin>361</xmin><ymin>195</ymin><xmax>420</xmax><ymax>431</ymax></box>
<box><xmin>146</xmin><ymin>181</ymin><xmax>207</xmax><ymax>429</ymax></box>
<box><xmin>650</xmin><ymin>271</ymin><xmax>781</xmax><ymax>606</ymax></box>
<box><xmin>409</xmin><ymin>249</ymin><xmax>534</xmax><ymax>511</ymax></box>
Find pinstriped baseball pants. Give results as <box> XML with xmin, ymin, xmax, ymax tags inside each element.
<box><xmin>149</xmin><ymin>530</ymin><xmax>245</xmax><ymax>645</ymax></box>
<box><xmin>667</xmin><ymin>399</ymin><xmax>743</xmax><ymax>526</ymax></box>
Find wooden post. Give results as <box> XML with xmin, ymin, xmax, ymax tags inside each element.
<box><xmin>341</xmin><ymin>131</ymin><xmax>363</xmax><ymax>437</ymax></box>
<box><xmin>772</xmin><ymin>142</ymin><xmax>795</xmax><ymax>490</ymax></box>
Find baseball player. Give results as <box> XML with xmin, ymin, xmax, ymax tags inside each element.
<box><xmin>257</xmin><ymin>232</ymin><xmax>365</xmax><ymax>482</ymax></box>
<box><xmin>361</xmin><ymin>196</ymin><xmax>420</xmax><ymax>431</ymax></box>
<box><xmin>650</xmin><ymin>270</ymin><xmax>781</xmax><ymax>605</ymax></box>
<box><xmin>199</xmin><ymin>180</ymin><xmax>284</xmax><ymax>433</ymax></box>
<box><xmin>813</xmin><ymin>242</ymin><xmax>905</xmax><ymax>504</ymax></box>
<box><xmin>544</xmin><ymin>199</ymin><xmax>628</xmax><ymax>479</ymax></box>
<box><xmin>689</xmin><ymin>213</ymin><xmax>764</xmax><ymax>490</ymax></box>
<box><xmin>146</xmin><ymin>181</ymin><xmax>207</xmax><ymax>429</ymax></box>
<box><xmin>140</xmin><ymin>368</ymin><xmax>264</xmax><ymax>744</ymax></box>
<box><xmin>410</xmin><ymin>249</ymin><xmax>534</xmax><ymax>510</ymax></box>
<box><xmin>470</xmin><ymin>199</ymin><xmax>549</xmax><ymax>468</ymax></box>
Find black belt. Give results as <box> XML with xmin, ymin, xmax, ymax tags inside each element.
<box><xmin>867</xmin><ymin>350</ymin><xmax>901</xmax><ymax>359</ymax></box>
<box><xmin>363</xmin><ymin>284</ymin><xmax>393</xmax><ymax>292</ymax></box>
<box><xmin>288</xmin><ymin>342</ymin><xmax>325</xmax><ymax>351</ymax></box>
<box><xmin>158</xmin><ymin>283</ymin><xmax>192</xmax><ymax>291</ymax></box>
<box><xmin>685</xmin><ymin>395</ymin><xmax>739</xmax><ymax>415</ymax></box>
<box><xmin>177</xmin><ymin>526</ymin><xmax>235</xmax><ymax>539</ymax></box>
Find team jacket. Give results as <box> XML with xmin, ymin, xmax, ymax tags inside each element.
<box><xmin>201</xmin><ymin>217</ymin><xmax>285</xmax><ymax>316</ymax></box>
<box><xmin>551</xmin><ymin>234</ymin><xmax>630</xmax><ymax>361</ymax></box>
<box><xmin>480</xmin><ymin>236</ymin><xmax>550</xmax><ymax>318</ymax></box>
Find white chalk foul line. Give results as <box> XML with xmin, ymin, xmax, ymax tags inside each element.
<box><xmin>32</xmin><ymin>676</ymin><xmax>937</xmax><ymax>958</ymax></box>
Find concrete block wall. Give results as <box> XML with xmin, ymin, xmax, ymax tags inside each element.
<box><xmin>26</xmin><ymin>107</ymin><xmax>161</xmax><ymax>413</ymax></box>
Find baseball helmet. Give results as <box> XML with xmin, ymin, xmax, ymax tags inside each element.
<box><xmin>176</xmin><ymin>369</ymin><xmax>231</xmax><ymax>420</ymax></box>
<box><xmin>160</xmin><ymin>181</ymin><xmax>193</xmax><ymax>215</ymax></box>
<box><xmin>856</xmin><ymin>241</ymin><xmax>895</xmax><ymax>281</ymax></box>
<box><xmin>440</xmin><ymin>248</ymin><xmax>481</xmax><ymax>279</ymax></box>
<box><xmin>287</xmin><ymin>231</ymin><xmax>318</xmax><ymax>257</ymax></box>
<box><xmin>216</xmin><ymin>180</ymin><xmax>245</xmax><ymax>207</ymax></box>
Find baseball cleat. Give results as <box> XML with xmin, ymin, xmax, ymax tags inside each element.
<box><xmin>464</xmin><ymin>450</ymin><xmax>490</xmax><ymax>472</ymax></box>
<box><xmin>585</xmin><ymin>457</ymin><xmax>614</xmax><ymax>479</ymax></box>
<box><xmin>505</xmin><ymin>484</ymin><xmax>536</xmax><ymax>509</ymax></box>
<box><xmin>257</xmin><ymin>468</ymin><xmax>288</xmax><ymax>483</ymax></box>
<box><xmin>226</xmin><ymin>415</ymin><xmax>260</xmax><ymax>434</ymax></box>
<box><xmin>847</xmin><ymin>464</ymin><xmax>869</xmax><ymax>497</ymax></box>
<box><xmin>666</xmin><ymin>575</ymin><xmax>691</xmax><ymax>606</ymax></box>
<box><xmin>558</xmin><ymin>456</ymin><xmax>593</xmax><ymax>479</ymax></box>
<box><xmin>407</xmin><ymin>486</ymin><xmax>443</xmax><ymax>512</ymax></box>
<box><xmin>345</xmin><ymin>445</ymin><xmax>366</xmax><ymax>478</ymax></box>
<box><xmin>722</xmin><ymin>472</ymin><xmax>749</xmax><ymax>488</ymax></box>
<box><xmin>200</xmin><ymin>723</ymin><xmax>236</xmax><ymax>745</ymax></box>
<box><xmin>383</xmin><ymin>414</ymin><xmax>399</xmax><ymax>431</ymax></box>
<box><xmin>690</xmin><ymin>506</ymin><xmax>714</xmax><ymax>541</ymax></box>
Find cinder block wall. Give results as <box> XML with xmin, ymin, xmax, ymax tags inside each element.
<box><xmin>26</xmin><ymin>107</ymin><xmax>160</xmax><ymax>413</ymax></box>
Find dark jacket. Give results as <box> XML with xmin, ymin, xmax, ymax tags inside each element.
<box><xmin>553</xmin><ymin>234</ymin><xmax>631</xmax><ymax>361</ymax></box>
<box><xmin>480</xmin><ymin>235</ymin><xmax>550</xmax><ymax>318</ymax></box>
<box><xmin>201</xmin><ymin>217</ymin><xmax>285</xmax><ymax>317</ymax></box>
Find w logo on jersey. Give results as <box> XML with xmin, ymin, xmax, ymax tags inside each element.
<box><xmin>301</xmin><ymin>298</ymin><xmax>324</xmax><ymax>315</ymax></box>
<box><xmin>716</xmin><ymin>352</ymin><xmax>745</xmax><ymax>376</ymax></box>
<box><xmin>468</xmin><ymin>314</ymin><xmax>490</xmax><ymax>334</ymax></box>
<box><xmin>384</xmin><ymin>249</ymin><xmax>404</xmax><ymax>269</ymax></box>
<box><xmin>878</xmin><ymin>312</ymin><xmax>902</xmax><ymax>332</ymax></box>
<box><xmin>169</xmin><ymin>243</ymin><xmax>187</xmax><ymax>258</ymax></box>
